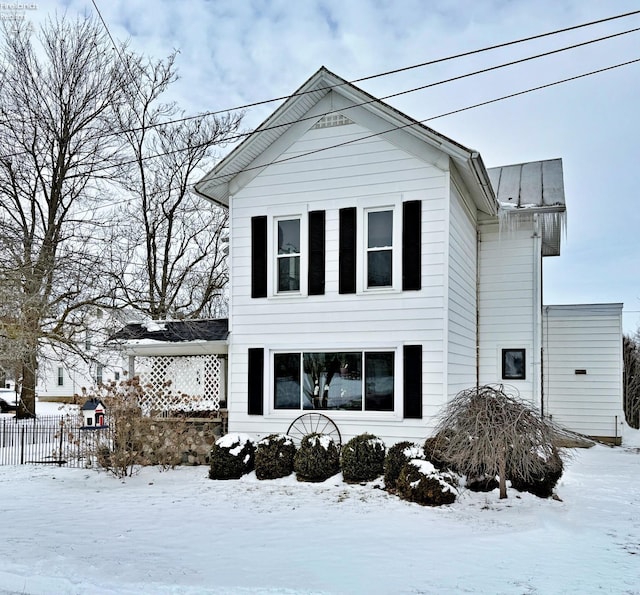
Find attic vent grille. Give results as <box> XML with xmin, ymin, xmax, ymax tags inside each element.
<box><xmin>312</xmin><ymin>113</ymin><xmax>354</xmax><ymax>129</ymax></box>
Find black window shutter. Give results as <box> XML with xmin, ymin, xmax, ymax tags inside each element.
<box><xmin>339</xmin><ymin>207</ymin><xmax>356</xmax><ymax>294</ymax></box>
<box><xmin>251</xmin><ymin>216</ymin><xmax>267</xmax><ymax>298</ymax></box>
<box><xmin>403</xmin><ymin>345</ymin><xmax>422</xmax><ymax>419</ymax></box>
<box><xmin>308</xmin><ymin>210</ymin><xmax>325</xmax><ymax>295</ymax></box>
<box><xmin>247</xmin><ymin>348</ymin><xmax>264</xmax><ymax>415</ymax></box>
<box><xmin>402</xmin><ymin>200</ymin><xmax>421</xmax><ymax>291</ymax></box>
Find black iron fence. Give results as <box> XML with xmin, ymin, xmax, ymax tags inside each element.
<box><xmin>0</xmin><ymin>414</ymin><xmax>111</xmax><ymax>467</ymax></box>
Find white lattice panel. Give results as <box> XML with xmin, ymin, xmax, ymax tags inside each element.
<box><xmin>134</xmin><ymin>355</ymin><xmax>222</xmax><ymax>414</ymax></box>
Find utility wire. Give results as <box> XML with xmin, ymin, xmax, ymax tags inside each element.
<box><xmin>114</xmin><ymin>9</ymin><xmax>640</xmax><ymax>132</ymax></box>
<box><xmin>2</xmin><ymin>8</ymin><xmax>639</xmax><ymax>161</ymax></box>
<box><xmin>68</xmin><ymin>53</ymin><xmax>639</xmax><ymax>218</ymax></box>
<box><xmin>85</xmin><ymin>41</ymin><xmax>640</xmax><ymax>176</ymax></box>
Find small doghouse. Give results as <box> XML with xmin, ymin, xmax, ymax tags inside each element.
<box><xmin>81</xmin><ymin>398</ymin><xmax>107</xmax><ymax>428</ymax></box>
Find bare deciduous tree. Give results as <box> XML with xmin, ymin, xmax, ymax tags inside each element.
<box><xmin>0</xmin><ymin>17</ymin><xmax>130</xmax><ymax>416</ymax></box>
<box><xmin>432</xmin><ymin>385</ymin><xmax>560</xmax><ymax>499</ymax></box>
<box><xmin>623</xmin><ymin>333</ymin><xmax>640</xmax><ymax>429</ymax></box>
<box><xmin>113</xmin><ymin>52</ymin><xmax>243</xmax><ymax>320</ymax></box>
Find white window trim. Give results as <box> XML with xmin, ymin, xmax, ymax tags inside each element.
<box><xmin>267</xmin><ymin>207</ymin><xmax>308</xmax><ymax>298</ymax></box>
<box><xmin>356</xmin><ymin>196</ymin><xmax>402</xmax><ymax>294</ymax></box>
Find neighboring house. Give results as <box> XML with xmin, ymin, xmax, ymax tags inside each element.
<box><xmin>36</xmin><ymin>308</ymin><xmax>128</xmax><ymax>402</ymax></box>
<box><xmin>144</xmin><ymin>67</ymin><xmax>621</xmax><ymax>444</ymax></box>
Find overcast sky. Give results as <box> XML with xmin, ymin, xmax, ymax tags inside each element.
<box><xmin>22</xmin><ymin>0</ymin><xmax>640</xmax><ymax>332</ymax></box>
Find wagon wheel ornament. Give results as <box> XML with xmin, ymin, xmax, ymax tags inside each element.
<box><xmin>287</xmin><ymin>413</ymin><xmax>342</xmax><ymax>449</ymax></box>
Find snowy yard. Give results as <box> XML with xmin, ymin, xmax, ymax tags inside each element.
<box><xmin>1</xmin><ymin>427</ymin><xmax>639</xmax><ymax>594</ymax></box>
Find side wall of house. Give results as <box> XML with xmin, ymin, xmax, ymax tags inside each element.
<box><xmin>227</xmin><ymin>94</ymin><xmax>455</xmax><ymax>444</ymax></box>
<box><xmin>477</xmin><ymin>219</ymin><xmax>541</xmax><ymax>404</ymax></box>
<box><xmin>447</xmin><ymin>182</ymin><xmax>478</xmax><ymax>398</ymax></box>
<box><xmin>543</xmin><ymin>304</ymin><xmax>624</xmax><ymax>442</ymax></box>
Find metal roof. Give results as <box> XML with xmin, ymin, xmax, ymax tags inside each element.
<box><xmin>488</xmin><ymin>159</ymin><xmax>566</xmax><ymax>256</ymax></box>
<box><xmin>487</xmin><ymin>159</ymin><xmax>565</xmax><ymax>207</ymax></box>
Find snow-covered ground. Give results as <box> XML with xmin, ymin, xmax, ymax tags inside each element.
<box><xmin>1</xmin><ymin>411</ymin><xmax>639</xmax><ymax>594</ymax></box>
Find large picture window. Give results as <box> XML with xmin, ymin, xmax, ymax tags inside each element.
<box><xmin>276</xmin><ymin>218</ymin><xmax>301</xmax><ymax>292</ymax></box>
<box><xmin>274</xmin><ymin>350</ymin><xmax>394</xmax><ymax>411</ymax></box>
<box><xmin>366</xmin><ymin>209</ymin><xmax>393</xmax><ymax>288</ymax></box>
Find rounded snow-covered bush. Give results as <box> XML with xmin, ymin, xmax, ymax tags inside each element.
<box><xmin>423</xmin><ymin>430</ymin><xmax>456</xmax><ymax>471</ymax></box>
<box><xmin>383</xmin><ymin>441</ymin><xmax>424</xmax><ymax>491</ymax></box>
<box><xmin>209</xmin><ymin>433</ymin><xmax>255</xmax><ymax>480</ymax></box>
<box><xmin>396</xmin><ymin>460</ymin><xmax>458</xmax><ymax>506</ymax></box>
<box><xmin>255</xmin><ymin>434</ymin><xmax>296</xmax><ymax>480</ymax></box>
<box><xmin>508</xmin><ymin>447</ymin><xmax>564</xmax><ymax>498</ymax></box>
<box><xmin>293</xmin><ymin>433</ymin><xmax>340</xmax><ymax>482</ymax></box>
<box><xmin>341</xmin><ymin>433</ymin><xmax>386</xmax><ymax>483</ymax></box>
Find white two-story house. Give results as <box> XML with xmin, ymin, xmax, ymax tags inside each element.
<box><xmin>190</xmin><ymin>67</ymin><xmax>623</xmax><ymax>445</ymax></box>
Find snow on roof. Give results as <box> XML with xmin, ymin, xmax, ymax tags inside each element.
<box><xmin>109</xmin><ymin>319</ymin><xmax>229</xmax><ymax>344</ymax></box>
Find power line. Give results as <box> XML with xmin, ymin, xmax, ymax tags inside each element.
<box><xmin>68</xmin><ymin>53</ymin><xmax>639</xmax><ymax>218</ymax></box>
<box><xmin>2</xmin><ymin>9</ymin><xmax>639</xmax><ymax>161</ymax></box>
<box><xmin>116</xmin><ymin>9</ymin><xmax>640</xmax><ymax>132</ymax></box>
<box><xmin>194</xmin><ymin>57</ymin><xmax>640</xmax><ymax>187</ymax></box>
<box><xmin>84</xmin><ymin>47</ymin><xmax>640</xmax><ymax>177</ymax></box>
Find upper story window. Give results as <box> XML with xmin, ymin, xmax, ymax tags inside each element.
<box><xmin>57</xmin><ymin>367</ymin><xmax>64</xmax><ymax>386</ymax></box>
<box><xmin>366</xmin><ymin>209</ymin><xmax>393</xmax><ymax>288</ymax></box>
<box><xmin>96</xmin><ymin>364</ymin><xmax>104</xmax><ymax>386</ymax></box>
<box><xmin>276</xmin><ymin>218</ymin><xmax>301</xmax><ymax>293</ymax></box>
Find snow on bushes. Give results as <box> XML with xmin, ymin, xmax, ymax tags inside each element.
<box><xmin>341</xmin><ymin>433</ymin><xmax>386</xmax><ymax>483</ymax></box>
<box><xmin>383</xmin><ymin>441</ymin><xmax>424</xmax><ymax>491</ymax></box>
<box><xmin>508</xmin><ymin>446</ymin><xmax>564</xmax><ymax>498</ymax></box>
<box><xmin>255</xmin><ymin>434</ymin><xmax>296</xmax><ymax>480</ymax></box>
<box><xmin>209</xmin><ymin>433</ymin><xmax>255</xmax><ymax>480</ymax></box>
<box><xmin>293</xmin><ymin>433</ymin><xmax>340</xmax><ymax>482</ymax></box>
<box><xmin>396</xmin><ymin>460</ymin><xmax>458</xmax><ymax>506</ymax></box>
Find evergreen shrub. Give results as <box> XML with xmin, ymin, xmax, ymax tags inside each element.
<box><xmin>209</xmin><ymin>433</ymin><xmax>255</xmax><ymax>480</ymax></box>
<box><xmin>383</xmin><ymin>441</ymin><xmax>424</xmax><ymax>491</ymax></box>
<box><xmin>293</xmin><ymin>433</ymin><xmax>340</xmax><ymax>482</ymax></box>
<box><xmin>341</xmin><ymin>433</ymin><xmax>386</xmax><ymax>483</ymax></box>
<box><xmin>255</xmin><ymin>434</ymin><xmax>296</xmax><ymax>480</ymax></box>
<box><xmin>508</xmin><ymin>447</ymin><xmax>564</xmax><ymax>498</ymax></box>
<box><xmin>396</xmin><ymin>460</ymin><xmax>458</xmax><ymax>506</ymax></box>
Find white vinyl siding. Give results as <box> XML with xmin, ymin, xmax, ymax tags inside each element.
<box><xmin>543</xmin><ymin>304</ymin><xmax>624</xmax><ymax>441</ymax></box>
<box><xmin>477</xmin><ymin>220</ymin><xmax>539</xmax><ymax>404</ymax></box>
<box><xmin>227</xmin><ymin>105</ymin><xmax>450</xmax><ymax>443</ymax></box>
<box><xmin>447</xmin><ymin>184</ymin><xmax>478</xmax><ymax>398</ymax></box>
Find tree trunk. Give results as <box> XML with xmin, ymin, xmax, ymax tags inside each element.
<box><xmin>498</xmin><ymin>453</ymin><xmax>508</xmax><ymax>499</ymax></box>
<box><xmin>16</xmin><ymin>346</ymin><xmax>37</xmax><ymax>419</ymax></box>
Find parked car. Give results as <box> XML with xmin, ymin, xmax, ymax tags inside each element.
<box><xmin>0</xmin><ymin>389</ymin><xmax>18</xmax><ymax>413</ymax></box>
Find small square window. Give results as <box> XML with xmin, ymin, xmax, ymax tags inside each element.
<box><xmin>502</xmin><ymin>349</ymin><xmax>526</xmax><ymax>380</ymax></box>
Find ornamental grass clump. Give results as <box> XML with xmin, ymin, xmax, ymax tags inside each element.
<box><xmin>383</xmin><ymin>441</ymin><xmax>425</xmax><ymax>491</ymax></box>
<box><xmin>341</xmin><ymin>433</ymin><xmax>386</xmax><ymax>483</ymax></box>
<box><xmin>293</xmin><ymin>433</ymin><xmax>340</xmax><ymax>482</ymax></box>
<box><xmin>396</xmin><ymin>460</ymin><xmax>458</xmax><ymax>506</ymax></box>
<box><xmin>255</xmin><ymin>434</ymin><xmax>296</xmax><ymax>480</ymax></box>
<box><xmin>209</xmin><ymin>433</ymin><xmax>255</xmax><ymax>480</ymax></box>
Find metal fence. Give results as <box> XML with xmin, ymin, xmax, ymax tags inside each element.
<box><xmin>0</xmin><ymin>415</ymin><xmax>110</xmax><ymax>467</ymax></box>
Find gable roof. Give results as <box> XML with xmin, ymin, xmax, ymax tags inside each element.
<box><xmin>488</xmin><ymin>159</ymin><xmax>566</xmax><ymax>256</ymax></box>
<box><xmin>195</xmin><ymin>67</ymin><xmax>498</xmax><ymax>215</ymax></box>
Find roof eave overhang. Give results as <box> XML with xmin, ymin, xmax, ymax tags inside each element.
<box><xmin>119</xmin><ymin>340</ymin><xmax>228</xmax><ymax>357</ymax></box>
